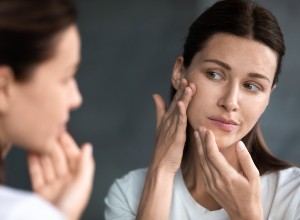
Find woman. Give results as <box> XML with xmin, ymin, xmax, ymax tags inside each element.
<box><xmin>105</xmin><ymin>0</ymin><xmax>300</xmax><ymax>219</ymax></box>
<box><xmin>0</xmin><ymin>0</ymin><xmax>94</xmax><ymax>219</ymax></box>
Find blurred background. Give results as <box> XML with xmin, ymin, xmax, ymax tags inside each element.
<box><xmin>5</xmin><ymin>0</ymin><xmax>300</xmax><ymax>219</ymax></box>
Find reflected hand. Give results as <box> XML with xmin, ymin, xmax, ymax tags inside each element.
<box><xmin>194</xmin><ymin>127</ymin><xmax>263</xmax><ymax>220</ymax></box>
<box><xmin>28</xmin><ymin>132</ymin><xmax>95</xmax><ymax>220</ymax></box>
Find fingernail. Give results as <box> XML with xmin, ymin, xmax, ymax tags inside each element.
<box><xmin>194</xmin><ymin>131</ymin><xmax>199</xmax><ymax>138</ymax></box>
<box><xmin>185</xmin><ymin>87</ymin><xmax>189</xmax><ymax>95</ymax></box>
<box><xmin>237</xmin><ymin>141</ymin><xmax>245</xmax><ymax>151</ymax></box>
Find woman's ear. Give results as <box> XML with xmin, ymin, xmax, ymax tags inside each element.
<box><xmin>171</xmin><ymin>56</ymin><xmax>184</xmax><ymax>90</ymax></box>
<box><xmin>0</xmin><ymin>66</ymin><xmax>14</xmax><ymax>113</ymax></box>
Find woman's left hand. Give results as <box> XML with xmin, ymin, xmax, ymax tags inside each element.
<box><xmin>194</xmin><ymin>127</ymin><xmax>263</xmax><ymax>220</ymax></box>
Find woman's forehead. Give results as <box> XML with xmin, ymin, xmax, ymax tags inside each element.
<box><xmin>191</xmin><ymin>33</ymin><xmax>277</xmax><ymax>78</ymax></box>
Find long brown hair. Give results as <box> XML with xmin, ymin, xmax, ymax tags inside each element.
<box><xmin>173</xmin><ymin>0</ymin><xmax>292</xmax><ymax>175</ymax></box>
<box><xmin>0</xmin><ymin>0</ymin><xmax>77</xmax><ymax>183</ymax></box>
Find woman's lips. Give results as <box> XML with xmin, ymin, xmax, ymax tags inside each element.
<box><xmin>209</xmin><ymin>117</ymin><xmax>239</xmax><ymax>131</ymax></box>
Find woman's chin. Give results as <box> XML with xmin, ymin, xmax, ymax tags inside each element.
<box><xmin>27</xmin><ymin>138</ymin><xmax>56</xmax><ymax>155</ymax></box>
<box><xmin>215</xmin><ymin>137</ymin><xmax>237</xmax><ymax>151</ymax></box>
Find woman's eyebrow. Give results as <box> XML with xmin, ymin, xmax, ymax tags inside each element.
<box><xmin>204</xmin><ymin>59</ymin><xmax>231</xmax><ymax>70</ymax></box>
<box><xmin>248</xmin><ymin>72</ymin><xmax>270</xmax><ymax>83</ymax></box>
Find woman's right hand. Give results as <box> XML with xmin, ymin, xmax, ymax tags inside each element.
<box><xmin>150</xmin><ymin>78</ymin><xmax>196</xmax><ymax>175</ymax></box>
<box><xmin>136</xmin><ymin>78</ymin><xmax>196</xmax><ymax>220</ymax></box>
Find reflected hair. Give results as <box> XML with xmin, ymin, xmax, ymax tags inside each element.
<box><xmin>0</xmin><ymin>0</ymin><xmax>77</xmax><ymax>81</ymax></box>
<box><xmin>0</xmin><ymin>0</ymin><xmax>77</xmax><ymax>183</ymax></box>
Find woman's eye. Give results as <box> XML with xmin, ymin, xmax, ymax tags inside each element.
<box><xmin>243</xmin><ymin>82</ymin><xmax>261</xmax><ymax>92</ymax></box>
<box><xmin>207</xmin><ymin>71</ymin><xmax>223</xmax><ymax>80</ymax></box>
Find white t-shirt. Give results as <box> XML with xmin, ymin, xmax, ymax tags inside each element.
<box><xmin>105</xmin><ymin>167</ymin><xmax>300</xmax><ymax>220</ymax></box>
<box><xmin>0</xmin><ymin>185</ymin><xmax>65</xmax><ymax>220</ymax></box>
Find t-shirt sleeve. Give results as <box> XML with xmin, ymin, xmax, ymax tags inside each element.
<box><xmin>290</xmin><ymin>176</ymin><xmax>300</xmax><ymax>220</ymax></box>
<box><xmin>281</xmin><ymin>168</ymin><xmax>300</xmax><ymax>220</ymax></box>
<box><xmin>104</xmin><ymin>169</ymin><xmax>147</xmax><ymax>220</ymax></box>
<box><xmin>5</xmin><ymin>194</ymin><xmax>66</xmax><ymax>220</ymax></box>
<box><xmin>270</xmin><ymin>167</ymin><xmax>300</xmax><ymax>220</ymax></box>
<box><xmin>296</xmin><ymin>200</ymin><xmax>300</xmax><ymax>220</ymax></box>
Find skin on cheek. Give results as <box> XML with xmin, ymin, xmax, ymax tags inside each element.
<box><xmin>186</xmin><ymin>85</ymin><xmax>269</xmax><ymax>150</ymax></box>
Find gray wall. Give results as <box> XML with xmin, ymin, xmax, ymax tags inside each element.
<box><xmin>5</xmin><ymin>1</ymin><xmax>300</xmax><ymax>219</ymax></box>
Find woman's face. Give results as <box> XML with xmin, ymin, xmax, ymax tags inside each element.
<box><xmin>174</xmin><ymin>33</ymin><xmax>277</xmax><ymax>149</ymax></box>
<box><xmin>4</xmin><ymin>25</ymin><xmax>82</xmax><ymax>153</ymax></box>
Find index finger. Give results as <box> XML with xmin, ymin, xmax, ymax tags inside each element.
<box><xmin>60</xmin><ymin>132</ymin><xmax>81</xmax><ymax>172</ymax></box>
<box><xmin>49</xmin><ymin>139</ymin><xmax>69</xmax><ymax>177</ymax></box>
<box><xmin>236</xmin><ymin>141</ymin><xmax>259</xmax><ymax>181</ymax></box>
<box><xmin>27</xmin><ymin>153</ymin><xmax>45</xmax><ymax>190</ymax></box>
<box><xmin>168</xmin><ymin>78</ymin><xmax>189</xmax><ymax>112</ymax></box>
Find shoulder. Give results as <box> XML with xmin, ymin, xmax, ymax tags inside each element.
<box><xmin>106</xmin><ymin>167</ymin><xmax>147</xmax><ymax>199</ymax></box>
<box><xmin>262</xmin><ymin>167</ymin><xmax>300</xmax><ymax>187</ymax></box>
<box><xmin>275</xmin><ymin>167</ymin><xmax>300</xmax><ymax>196</ymax></box>
<box><xmin>104</xmin><ymin>168</ymin><xmax>148</xmax><ymax>218</ymax></box>
<box><xmin>0</xmin><ymin>185</ymin><xmax>65</xmax><ymax>220</ymax></box>
<box><xmin>114</xmin><ymin>168</ymin><xmax>148</xmax><ymax>188</ymax></box>
<box><xmin>261</xmin><ymin>167</ymin><xmax>300</xmax><ymax>218</ymax></box>
<box><xmin>278</xmin><ymin>166</ymin><xmax>300</xmax><ymax>180</ymax></box>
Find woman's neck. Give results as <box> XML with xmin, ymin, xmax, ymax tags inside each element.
<box><xmin>181</xmin><ymin>133</ymin><xmax>241</xmax><ymax>211</ymax></box>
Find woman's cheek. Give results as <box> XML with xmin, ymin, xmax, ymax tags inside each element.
<box><xmin>242</xmin><ymin>98</ymin><xmax>268</xmax><ymax>125</ymax></box>
<box><xmin>186</xmin><ymin>95</ymin><xmax>204</xmax><ymax>130</ymax></box>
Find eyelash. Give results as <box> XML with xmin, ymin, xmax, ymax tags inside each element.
<box><xmin>206</xmin><ymin>71</ymin><xmax>264</xmax><ymax>93</ymax></box>
<box><xmin>243</xmin><ymin>82</ymin><xmax>263</xmax><ymax>92</ymax></box>
<box><xmin>207</xmin><ymin>71</ymin><xmax>224</xmax><ymax>80</ymax></box>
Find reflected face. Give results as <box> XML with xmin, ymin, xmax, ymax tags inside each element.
<box><xmin>6</xmin><ymin>25</ymin><xmax>82</xmax><ymax>153</ymax></box>
<box><xmin>183</xmin><ymin>34</ymin><xmax>277</xmax><ymax>149</ymax></box>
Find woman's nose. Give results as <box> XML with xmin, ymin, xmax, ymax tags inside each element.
<box><xmin>69</xmin><ymin>80</ymin><xmax>82</xmax><ymax>110</ymax></box>
<box><xmin>217</xmin><ymin>84</ymin><xmax>239</xmax><ymax>112</ymax></box>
